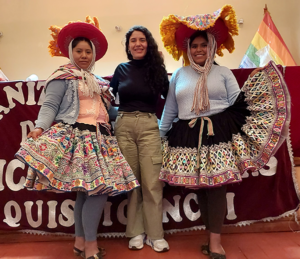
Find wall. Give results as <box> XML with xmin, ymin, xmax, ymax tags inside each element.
<box><xmin>0</xmin><ymin>0</ymin><xmax>299</xmax><ymax>80</ymax></box>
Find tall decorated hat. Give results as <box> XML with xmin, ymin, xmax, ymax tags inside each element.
<box><xmin>48</xmin><ymin>16</ymin><xmax>108</xmax><ymax>61</ymax></box>
<box><xmin>160</xmin><ymin>5</ymin><xmax>239</xmax><ymax>66</ymax></box>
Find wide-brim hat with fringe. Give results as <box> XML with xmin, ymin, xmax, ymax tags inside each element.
<box><xmin>160</xmin><ymin>5</ymin><xmax>238</xmax><ymax>66</ymax></box>
<box><xmin>48</xmin><ymin>16</ymin><xmax>108</xmax><ymax>61</ymax></box>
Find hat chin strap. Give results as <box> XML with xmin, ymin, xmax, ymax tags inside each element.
<box><xmin>68</xmin><ymin>40</ymin><xmax>101</xmax><ymax>98</ymax></box>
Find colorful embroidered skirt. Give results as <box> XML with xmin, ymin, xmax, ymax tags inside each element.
<box><xmin>160</xmin><ymin>62</ymin><xmax>291</xmax><ymax>188</ymax></box>
<box><xmin>15</xmin><ymin>122</ymin><xmax>139</xmax><ymax>196</ymax></box>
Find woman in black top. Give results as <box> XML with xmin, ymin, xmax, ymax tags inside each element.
<box><xmin>110</xmin><ymin>25</ymin><xmax>169</xmax><ymax>252</ymax></box>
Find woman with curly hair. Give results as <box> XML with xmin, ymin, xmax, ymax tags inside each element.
<box><xmin>110</xmin><ymin>25</ymin><xmax>169</xmax><ymax>252</ymax></box>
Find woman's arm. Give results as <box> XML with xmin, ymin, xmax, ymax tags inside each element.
<box><xmin>159</xmin><ymin>73</ymin><xmax>178</xmax><ymax>136</ymax></box>
<box><xmin>34</xmin><ymin>80</ymin><xmax>67</xmax><ymax>131</ymax></box>
<box><xmin>162</xmin><ymin>72</ymin><xmax>170</xmax><ymax>99</ymax></box>
<box><xmin>108</xmin><ymin>105</ymin><xmax>119</xmax><ymax>121</ymax></box>
<box><xmin>110</xmin><ymin>65</ymin><xmax>120</xmax><ymax>96</ymax></box>
<box><xmin>224</xmin><ymin>69</ymin><xmax>241</xmax><ymax>106</ymax></box>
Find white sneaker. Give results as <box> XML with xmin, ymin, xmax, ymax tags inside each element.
<box><xmin>146</xmin><ymin>237</ymin><xmax>169</xmax><ymax>252</ymax></box>
<box><xmin>128</xmin><ymin>234</ymin><xmax>146</xmax><ymax>250</ymax></box>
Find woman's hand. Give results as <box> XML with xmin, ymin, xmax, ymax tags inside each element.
<box><xmin>249</xmin><ymin>67</ymin><xmax>264</xmax><ymax>77</ymax></box>
<box><xmin>27</xmin><ymin>128</ymin><xmax>44</xmax><ymax>140</ymax></box>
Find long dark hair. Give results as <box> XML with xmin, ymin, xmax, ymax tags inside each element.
<box><xmin>189</xmin><ymin>31</ymin><xmax>219</xmax><ymax>66</ymax></box>
<box><xmin>125</xmin><ymin>26</ymin><xmax>168</xmax><ymax>94</ymax></box>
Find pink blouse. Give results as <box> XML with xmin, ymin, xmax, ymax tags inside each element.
<box><xmin>76</xmin><ymin>88</ymin><xmax>108</xmax><ymax>125</ymax></box>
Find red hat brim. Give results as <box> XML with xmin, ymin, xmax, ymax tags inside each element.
<box><xmin>57</xmin><ymin>22</ymin><xmax>108</xmax><ymax>61</ymax></box>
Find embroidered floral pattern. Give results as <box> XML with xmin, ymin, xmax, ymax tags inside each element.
<box><xmin>16</xmin><ymin>123</ymin><xmax>139</xmax><ymax>196</ymax></box>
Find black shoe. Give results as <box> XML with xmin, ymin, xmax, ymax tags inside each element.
<box><xmin>209</xmin><ymin>251</ymin><xmax>226</xmax><ymax>259</ymax></box>
<box><xmin>73</xmin><ymin>247</ymin><xmax>84</xmax><ymax>258</ymax></box>
<box><xmin>201</xmin><ymin>243</ymin><xmax>210</xmax><ymax>255</ymax></box>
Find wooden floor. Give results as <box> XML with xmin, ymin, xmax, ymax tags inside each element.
<box><xmin>0</xmin><ymin>231</ymin><xmax>300</xmax><ymax>259</ymax></box>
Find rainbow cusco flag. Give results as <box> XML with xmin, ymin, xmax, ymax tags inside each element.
<box><xmin>239</xmin><ymin>9</ymin><xmax>296</xmax><ymax>68</ymax></box>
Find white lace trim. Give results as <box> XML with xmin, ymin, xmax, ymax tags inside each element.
<box><xmin>16</xmin><ymin>208</ymin><xmax>299</xmax><ymax>237</ymax></box>
<box><xmin>85</xmin><ymin>97</ymin><xmax>97</xmax><ymax>116</ymax></box>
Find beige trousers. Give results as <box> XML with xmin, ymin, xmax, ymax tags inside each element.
<box><xmin>114</xmin><ymin>111</ymin><xmax>164</xmax><ymax>240</ymax></box>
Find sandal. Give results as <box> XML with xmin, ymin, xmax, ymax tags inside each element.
<box><xmin>86</xmin><ymin>251</ymin><xmax>102</xmax><ymax>259</ymax></box>
<box><xmin>98</xmin><ymin>247</ymin><xmax>106</xmax><ymax>257</ymax></box>
<box><xmin>73</xmin><ymin>247</ymin><xmax>106</xmax><ymax>258</ymax></box>
<box><xmin>209</xmin><ymin>252</ymin><xmax>226</xmax><ymax>259</ymax></box>
<box><xmin>201</xmin><ymin>243</ymin><xmax>210</xmax><ymax>255</ymax></box>
<box><xmin>73</xmin><ymin>247</ymin><xmax>85</xmax><ymax>258</ymax></box>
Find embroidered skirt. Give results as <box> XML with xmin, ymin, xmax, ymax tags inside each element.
<box><xmin>15</xmin><ymin>122</ymin><xmax>139</xmax><ymax>196</ymax></box>
<box><xmin>160</xmin><ymin>62</ymin><xmax>291</xmax><ymax>188</ymax></box>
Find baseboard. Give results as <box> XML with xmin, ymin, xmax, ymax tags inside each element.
<box><xmin>0</xmin><ymin>214</ymin><xmax>299</xmax><ymax>243</ymax></box>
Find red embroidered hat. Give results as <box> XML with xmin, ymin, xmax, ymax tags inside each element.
<box><xmin>48</xmin><ymin>16</ymin><xmax>108</xmax><ymax>61</ymax></box>
<box><xmin>160</xmin><ymin>5</ymin><xmax>239</xmax><ymax>65</ymax></box>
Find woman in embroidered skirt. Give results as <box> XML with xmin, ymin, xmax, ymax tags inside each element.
<box><xmin>15</xmin><ymin>16</ymin><xmax>139</xmax><ymax>259</ymax></box>
<box><xmin>158</xmin><ymin>5</ymin><xmax>290</xmax><ymax>259</ymax></box>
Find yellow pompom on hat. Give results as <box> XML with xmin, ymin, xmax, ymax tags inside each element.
<box><xmin>160</xmin><ymin>4</ymin><xmax>239</xmax><ymax>66</ymax></box>
<box><xmin>48</xmin><ymin>16</ymin><xmax>108</xmax><ymax>61</ymax></box>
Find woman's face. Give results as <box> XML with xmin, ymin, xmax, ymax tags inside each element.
<box><xmin>72</xmin><ymin>40</ymin><xmax>93</xmax><ymax>70</ymax></box>
<box><xmin>190</xmin><ymin>36</ymin><xmax>208</xmax><ymax>66</ymax></box>
<box><xmin>128</xmin><ymin>30</ymin><xmax>148</xmax><ymax>60</ymax></box>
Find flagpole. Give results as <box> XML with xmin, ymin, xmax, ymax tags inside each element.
<box><xmin>264</xmin><ymin>4</ymin><xmax>269</xmax><ymax>14</ymax></box>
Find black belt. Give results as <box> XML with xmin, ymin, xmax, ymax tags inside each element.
<box><xmin>72</xmin><ymin>122</ymin><xmax>96</xmax><ymax>132</ymax></box>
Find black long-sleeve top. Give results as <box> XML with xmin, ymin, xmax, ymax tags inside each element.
<box><xmin>110</xmin><ymin>59</ymin><xmax>169</xmax><ymax>113</ymax></box>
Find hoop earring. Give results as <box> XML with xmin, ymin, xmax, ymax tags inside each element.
<box><xmin>128</xmin><ymin>50</ymin><xmax>131</xmax><ymax>54</ymax></box>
